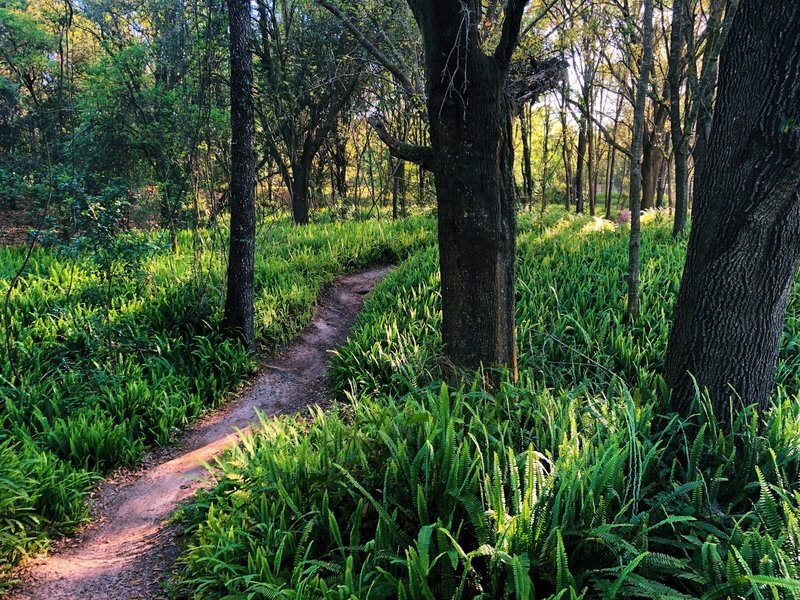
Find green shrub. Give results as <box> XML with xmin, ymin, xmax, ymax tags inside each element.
<box><xmin>177</xmin><ymin>209</ymin><xmax>800</xmax><ymax>598</ymax></box>
<box><xmin>177</xmin><ymin>381</ymin><xmax>800</xmax><ymax>599</ymax></box>
<box><xmin>0</xmin><ymin>215</ymin><xmax>435</xmax><ymax>579</ymax></box>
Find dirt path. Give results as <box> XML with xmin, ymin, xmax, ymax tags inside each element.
<box><xmin>10</xmin><ymin>266</ymin><xmax>390</xmax><ymax>600</ymax></box>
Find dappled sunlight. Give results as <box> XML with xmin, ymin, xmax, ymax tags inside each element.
<box><xmin>578</xmin><ymin>216</ymin><xmax>615</xmax><ymax>236</ymax></box>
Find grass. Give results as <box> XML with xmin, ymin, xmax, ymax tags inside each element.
<box><xmin>176</xmin><ymin>208</ymin><xmax>800</xmax><ymax>598</ymax></box>
<box><xmin>0</xmin><ymin>215</ymin><xmax>435</xmax><ymax>581</ymax></box>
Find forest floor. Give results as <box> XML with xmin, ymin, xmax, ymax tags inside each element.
<box><xmin>0</xmin><ymin>206</ymin><xmax>33</xmax><ymax>246</ymax></box>
<box><xmin>9</xmin><ymin>265</ymin><xmax>391</xmax><ymax>600</ymax></box>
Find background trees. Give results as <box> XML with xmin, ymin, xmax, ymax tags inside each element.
<box><xmin>254</xmin><ymin>0</ymin><xmax>364</xmax><ymax>224</ymax></box>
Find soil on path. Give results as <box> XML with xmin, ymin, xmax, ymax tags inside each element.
<box><xmin>10</xmin><ymin>266</ymin><xmax>391</xmax><ymax>600</ymax></box>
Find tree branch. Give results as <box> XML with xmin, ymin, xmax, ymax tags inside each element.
<box><xmin>566</xmin><ymin>96</ymin><xmax>632</xmax><ymax>158</ymax></box>
<box><xmin>507</xmin><ymin>56</ymin><xmax>567</xmax><ymax>109</ymax></box>
<box><xmin>367</xmin><ymin>115</ymin><xmax>434</xmax><ymax>171</ymax></box>
<box><xmin>494</xmin><ymin>0</ymin><xmax>531</xmax><ymax>65</ymax></box>
<box><xmin>315</xmin><ymin>0</ymin><xmax>418</xmax><ymax>97</ymax></box>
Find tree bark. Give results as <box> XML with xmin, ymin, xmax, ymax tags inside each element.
<box><xmin>668</xmin><ymin>0</ymin><xmax>689</xmax><ymax>235</ymax></box>
<box><xmin>291</xmin><ymin>159</ymin><xmax>311</xmax><ymax>224</ymax></box>
<box><xmin>605</xmin><ymin>94</ymin><xmax>623</xmax><ymax>219</ymax></box>
<box><xmin>642</xmin><ymin>104</ymin><xmax>668</xmax><ymax>210</ymax></box>
<box><xmin>664</xmin><ymin>0</ymin><xmax>800</xmax><ymax>419</ymax></box>
<box><xmin>560</xmin><ymin>80</ymin><xmax>573</xmax><ymax>210</ymax></box>
<box><xmin>520</xmin><ymin>106</ymin><xmax>534</xmax><ymax>207</ymax></box>
<box><xmin>333</xmin><ymin>134</ymin><xmax>348</xmax><ymax>199</ymax></box>
<box><xmin>223</xmin><ymin>0</ymin><xmax>256</xmax><ymax>346</ymax></box>
<box><xmin>641</xmin><ymin>132</ymin><xmax>659</xmax><ymax>210</ymax></box>
<box><xmin>392</xmin><ymin>159</ymin><xmax>406</xmax><ymax>220</ymax></box>
<box><xmin>574</xmin><ymin>120</ymin><xmax>587</xmax><ymax>213</ymax></box>
<box><xmin>410</xmin><ymin>0</ymin><xmax>525</xmax><ymax>378</ymax></box>
<box><xmin>541</xmin><ymin>105</ymin><xmax>550</xmax><ymax>213</ymax></box>
<box><xmin>655</xmin><ymin>143</ymin><xmax>668</xmax><ymax>209</ymax></box>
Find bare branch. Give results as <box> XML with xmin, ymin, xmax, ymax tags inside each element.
<box><xmin>315</xmin><ymin>0</ymin><xmax>419</xmax><ymax>97</ymax></box>
<box><xmin>367</xmin><ymin>114</ymin><xmax>434</xmax><ymax>171</ymax></box>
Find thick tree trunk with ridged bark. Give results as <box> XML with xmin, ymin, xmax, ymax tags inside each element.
<box><xmin>223</xmin><ymin>0</ymin><xmax>256</xmax><ymax>346</ymax></box>
<box><xmin>411</xmin><ymin>0</ymin><xmax>525</xmax><ymax>377</ymax></box>
<box><xmin>664</xmin><ymin>0</ymin><xmax>800</xmax><ymax>418</ymax></box>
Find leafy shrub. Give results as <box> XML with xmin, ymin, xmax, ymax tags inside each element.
<box><xmin>0</xmin><ymin>215</ymin><xmax>435</xmax><ymax>580</ymax></box>
<box><xmin>0</xmin><ymin>164</ymin><xmax>29</xmax><ymax>210</ymax></box>
<box><xmin>177</xmin><ymin>381</ymin><xmax>800</xmax><ymax>599</ymax></box>
<box><xmin>177</xmin><ymin>209</ymin><xmax>800</xmax><ymax>598</ymax></box>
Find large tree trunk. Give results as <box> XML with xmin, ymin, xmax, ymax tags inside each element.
<box><xmin>664</xmin><ymin>0</ymin><xmax>800</xmax><ymax>418</ymax></box>
<box><xmin>223</xmin><ymin>0</ymin><xmax>256</xmax><ymax>345</ymax></box>
<box><xmin>415</xmin><ymin>2</ymin><xmax>522</xmax><ymax>377</ymax></box>
<box><xmin>430</xmin><ymin>66</ymin><xmax>517</xmax><ymax>376</ymax></box>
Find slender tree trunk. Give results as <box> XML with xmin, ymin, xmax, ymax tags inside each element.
<box><xmin>668</xmin><ymin>0</ymin><xmax>690</xmax><ymax>235</ymax></box>
<box><xmin>605</xmin><ymin>95</ymin><xmax>623</xmax><ymax>219</ymax></box>
<box><xmin>641</xmin><ymin>133</ymin><xmax>658</xmax><ymax>210</ymax></box>
<box><xmin>392</xmin><ymin>159</ymin><xmax>406</xmax><ymax>220</ymax></box>
<box><xmin>541</xmin><ymin>105</ymin><xmax>550</xmax><ymax>213</ymax></box>
<box><xmin>605</xmin><ymin>146</ymin><xmax>616</xmax><ymax>219</ymax></box>
<box><xmin>664</xmin><ymin>0</ymin><xmax>800</xmax><ymax>419</ymax></box>
<box><xmin>291</xmin><ymin>159</ymin><xmax>311</xmax><ymax>224</ymax></box>
<box><xmin>334</xmin><ymin>135</ymin><xmax>347</xmax><ymax>199</ymax></box>
<box><xmin>223</xmin><ymin>0</ymin><xmax>256</xmax><ymax>345</ymax></box>
<box><xmin>560</xmin><ymin>82</ymin><xmax>573</xmax><ymax>210</ymax></box>
<box><xmin>520</xmin><ymin>106</ymin><xmax>534</xmax><ymax>206</ymax></box>
<box><xmin>655</xmin><ymin>141</ymin><xmax>669</xmax><ymax>209</ymax></box>
<box><xmin>618</xmin><ymin>160</ymin><xmax>629</xmax><ymax>210</ymax></box>
<box><xmin>574</xmin><ymin>121</ymin><xmax>587</xmax><ymax>213</ymax></box>
<box><xmin>672</xmin><ymin>150</ymin><xmax>690</xmax><ymax>234</ymax></box>
<box><xmin>587</xmin><ymin>121</ymin><xmax>596</xmax><ymax>215</ymax></box>
<box><xmin>667</xmin><ymin>155</ymin><xmax>673</xmax><ymax>212</ymax></box>
<box><xmin>627</xmin><ymin>0</ymin><xmax>654</xmax><ymax>322</ymax></box>
<box><xmin>328</xmin><ymin>162</ymin><xmax>336</xmax><ymax>206</ymax></box>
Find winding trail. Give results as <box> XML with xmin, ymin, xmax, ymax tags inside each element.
<box><xmin>10</xmin><ymin>266</ymin><xmax>390</xmax><ymax>600</ymax></box>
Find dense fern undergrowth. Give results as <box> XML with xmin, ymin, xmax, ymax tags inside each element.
<box><xmin>177</xmin><ymin>210</ymin><xmax>800</xmax><ymax>599</ymax></box>
<box><xmin>0</xmin><ymin>216</ymin><xmax>434</xmax><ymax>581</ymax></box>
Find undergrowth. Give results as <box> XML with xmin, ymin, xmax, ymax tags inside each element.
<box><xmin>176</xmin><ymin>209</ymin><xmax>800</xmax><ymax>598</ymax></box>
<box><xmin>0</xmin><ymin>215</ymin><xmax>434</xmax><ymax>580</ymax></box>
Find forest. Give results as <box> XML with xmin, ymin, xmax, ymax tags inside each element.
<box><xmin>1</xmin><ymin>0</ymin><xmax>800</xmax><ymax>598</ymax></box>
